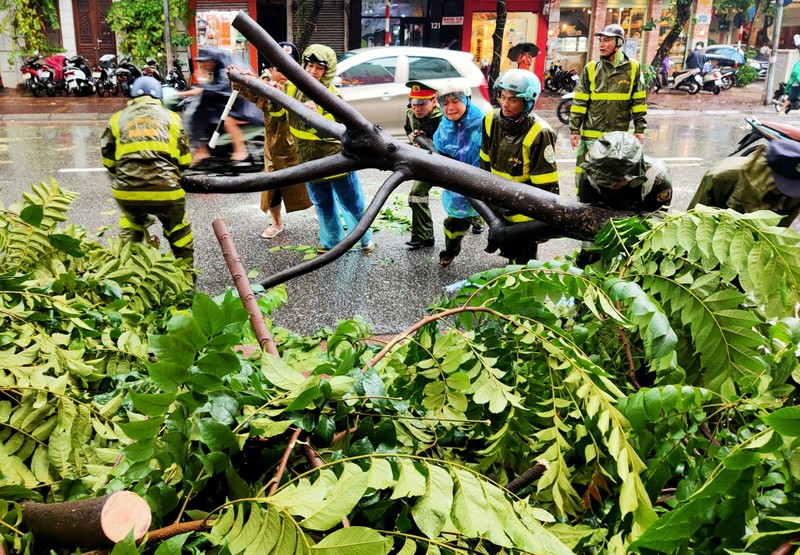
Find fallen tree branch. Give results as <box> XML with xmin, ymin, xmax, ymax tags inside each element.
<box><xmin>21</xmin><ymin>492</ymin><xmax>151</xmax><ymax>548</ymax></box>
<box><xmin>505</xmin><ymin>461</ymin><xmax>550</xmax><ymax>493</ymax></box>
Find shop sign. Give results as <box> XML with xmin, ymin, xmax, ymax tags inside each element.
<box><xmin>442</xmin><ymin>16</ymin><xmax>464</xmax><ymax>25</ymax></box>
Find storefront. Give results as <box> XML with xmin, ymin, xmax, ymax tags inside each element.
<box><xmin>188</xmin><ymin>0</ymin><xmax>259</xmax><ymax>77</ymax></box>
<box><xmin>552</xmin><ymin>0</ymin><xmax>650</xmax><ymax>72</ymax></box>
<box><xmin>358</xmin><ymin>0</ymin><xmax>431</xmax><ymax>47</ymax></box>
<box><xmin>463</xmin><ymin>0</ymin><xmax>549</xmax><ymax>78</ymax></box>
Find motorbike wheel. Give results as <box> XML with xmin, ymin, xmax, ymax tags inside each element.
<box><xmin>96</xmin><ymin>83</ymin><xmax>106</xmax><ymax>97</ymax></box>
<box><xmin>45</xmin><ymin>82</ymin><xmax>56</xmax><ymax>97</ymax></box>
<box><xmin>686</xmin><ymin>81</ymin><xmax>701</xmax><ymax>95</ymax></box>
<box><xmin>29</xmin><ymin>83</ymin><xmax>40</xmax><ymax>97</ymax></box>
<box><xmin>562</xmin><ymin>79</ymin><xmax>575</xmax><ymax>93</ymax></box>
<box><xmin>721</xmin><ymin>75</ymin><xmax>735</xmax><ymax>90</ymax></box>
<box><xmin>557</xmin><ymin>99</ymin><xmax>572</xmax><ymax>125</ymax></box>
<box><xmin>544</xmin><ymin>77</ymin><xmax>557</xmax><ymax>92</ymax></box>
<box><xmin>712</xmin><ymin>85</ymin><xmax>721</xmax><ymax>95</ymax></box>
<box><xmin>110</xmin><ymin>84</ymin><xmax>120</xmax><ymax>96</ymax></box>
<box><xmin>774</xmin><ymin>92</ymin><xmax>788</xmax><ymax>112</ymax></box>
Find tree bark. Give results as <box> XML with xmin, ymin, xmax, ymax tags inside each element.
<box><xmin>295</xmin><ymin>0</ymin><xmax>325</xmax><ymax>54</ymax></box>
<box><xmin>747</xmin><ymin>0</ymin><xmax>761</xmax><ymax>48</ymax></box>
<box><xmin>651</xmin><ymin>0</ymin><xmax>694</xmax><ymax>71</ymax></box>
<box><xmin>21</xmin><ymin>491</ymin><xmax>151</xmax><ymax>548</ymax></box>
<box><xmin>489</xmin><ymin>1</ymin><xmax>507</xmax><ymax>97</ymax></box>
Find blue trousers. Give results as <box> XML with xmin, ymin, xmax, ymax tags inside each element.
<box><xmin>306</xmin><ymin>172</ymin><xmax>372</xmax><ymax>250</ymax></box>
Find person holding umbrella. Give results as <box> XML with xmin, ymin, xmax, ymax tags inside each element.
<box><xmin>507</xmin><ymin>42</ymin><xmax>540</xmax><ymax>72</ymax></box>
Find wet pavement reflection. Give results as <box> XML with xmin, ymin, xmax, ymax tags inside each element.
<box><xmin>0</xmin><ymin>114</ymin><xmax>792</xmax><ymax>334</ymax></box>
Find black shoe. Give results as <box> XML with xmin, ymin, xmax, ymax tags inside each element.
<box><xmin>439</xmin><ymin>250</ymin><xmax>456</xmax><ymax>267</ymax></box>
<box><xmin>406</xmin><ymin>237</ymin><xmax>435</xmax><ymax>250</ymax></box>
<box><xmin>471</xmin><ymin>223</ymin><xmax>485</xmax><ymax>234</ymax></box>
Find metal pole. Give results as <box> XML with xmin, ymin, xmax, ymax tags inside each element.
<box><xmin>765</xmin><ymin>0</ymin><xmax>785</xmax><ymax>105</ymax></box>
<box><xmin>385</xmin><ymin>0</ymin><xmax>391</xmax><ymax>45</ymax></box>
<box><xmin>162</xmin><ymin>0</ymin><xmax>174</xmax><ymax>72</ymax></box>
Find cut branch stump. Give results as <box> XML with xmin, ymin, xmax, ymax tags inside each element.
<box><xmin>21</xmin><ymin>491</ymin><xmax>152</xmax><ymax>548</ymax></box>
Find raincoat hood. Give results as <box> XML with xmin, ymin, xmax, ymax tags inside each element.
<box><xmin>583</xmin><ymin>131</ymin><xmax>646</xmax><ymax>189</ymax></box>
<box><xmin>302</xmin><ymin>44</ymin><xmax>337</xmax><ymax>86</ymax></box>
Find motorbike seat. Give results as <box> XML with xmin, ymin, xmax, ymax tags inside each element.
<box><xmin>760</xmin><ymin>120</ymin><xmax>800</xmax><ymax>142</ymax></box>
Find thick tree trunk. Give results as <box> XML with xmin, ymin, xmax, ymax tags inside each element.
<box><xmin>651</xmin><ymin>0</ymin><xmax>694</xmax><ymax>71</ymax></box>
<box><xmin>747</xmin><ymin>0</ymin><xmax>761</xmax><ymax>48</ymax></box>
<box><xmin>489</xmin><ymin>1</ymin><xmax>507</xmax><ymax>97</ymax></box>
<box><xmin>295</xmin><ymin>0</ymin><xmax>325</xmax><ymax>53</ymax></box>
<box><xmin>21</xmin><ymin>491</ymin><xmax>151</xmax><ymax>548</ymax></box>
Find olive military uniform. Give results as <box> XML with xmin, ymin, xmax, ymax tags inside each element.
<box><xmin>404</xmin><ymin>104</ymin><xmax>443</xmax><ymax>243</ymax></box>
<box><xmin>101</xmin><ymin>96</ymin><xmax>194</xmax><ymax>261</ymax></box>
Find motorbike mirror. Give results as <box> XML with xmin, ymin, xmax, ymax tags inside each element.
<box><xmin>332</xmin><ymin>76</ymin><xmax>343</xmax><ymax>87</ymax></box>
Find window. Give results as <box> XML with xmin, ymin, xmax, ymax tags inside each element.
<box><xmin>339</xmin><ymin>57</ymin><xmax>398</xmax><ymax>86</ymax></box>
<box><xmin>557</xmin><ymin>8</ymin><xmax>590</xmax><ymax>53</ymax></box>
<box><xmin>408</xmin><ymin>56</ymin><xmax>460</xmax><ymax>80</ymax></box>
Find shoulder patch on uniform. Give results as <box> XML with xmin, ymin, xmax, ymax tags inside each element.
<box><xmin>656</xmin><ymin>189</ymin><xmax>672</xmax><ymax>203</ymax></box>
<box><xmin>544</xmin><ymin>144</ymin><xmax>556</xmax><ymax>165</ymax></box>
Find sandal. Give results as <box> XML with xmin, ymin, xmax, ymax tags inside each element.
<box><xmin>260</xmin><ymin>226</ymin><xmax>284</xmax><ymax>238</ymax></box>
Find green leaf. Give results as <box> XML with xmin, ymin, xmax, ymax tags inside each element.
<box><xmin>196</xmin><ymin>418</ymin><xmax>238</xmax><ymax>452</ymax></box>
<box><xmin>20</xmin><ymin>204</ymin><xmax>44</xmax><ymax>227</ymax></box>
<box><xmin>129</xmin><ymin>392</ymin><xmax>176</xmax><ymax>417</ymax></box>
<box><xmin>300</xmin><ymin>463</ymin><xmax>368</xmax><ymax>530</ymax></box>
<box><xmin>411</xmin><ymin>462</ymin><xmax>453</xmax><ymax>539</ymax></box>
<box><xmin>311</xmin><ymin>527</ymin><xmax>392</xmax><ymax>554</ymax></box>
<box><xmin>763</xmin><ymin>407</ymin><xmax>800</xmax><ymax>436</ymax></box>
<box><xmin>451</xmin><ymin>468</ymin><xmax>488</xmax><ymax>536</ymax></box>
<box><xmin>119</xmin><ymin>416</ymin><xmax>164</xmax><ymax>441</ymax></box>
<box><xmin>49</xmin><ymin>234</ymin><xmax>85</xmax><ymax>257</ymax></box>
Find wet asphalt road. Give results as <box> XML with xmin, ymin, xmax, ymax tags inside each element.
<box><xmin>0</xmin><ymin>113</ymin><xmax>790</xmax><ymax>334</ymax></box>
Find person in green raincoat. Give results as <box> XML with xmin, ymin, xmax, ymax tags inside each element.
<box><xmin>688</xmin><ymin>139</ymin><xmax>800</xmax><ymax>227</ymax></box>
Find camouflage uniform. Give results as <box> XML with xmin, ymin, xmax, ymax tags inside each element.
<box><xmin>688</xmin><ymin>146</ymin><xmax>800</xmax><ymax>227</ymax></box>
<box><xmin>569</xmin><ymin>50</ymin><xmax>648</xmax><ymax>186</ymax></box>
<box><xmin>101</xmin><ymin>96</ymin><xmax>193</xmax><ymax>261</ymax></box>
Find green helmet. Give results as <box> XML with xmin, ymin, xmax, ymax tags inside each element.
<box><xmin>495</xmin><ymin>69</ymin><xmax>541</xmax><ymax>102</ymax></box>
<box><xmin>583</xmin><ymin>132</ymin><xmax>645</xmax><ymax>189</ymax></box>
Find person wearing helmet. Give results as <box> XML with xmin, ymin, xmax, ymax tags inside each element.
<box><xmin>228</xmin><ymin>42</ymin><xmax>312</xmax><ymax>240</ymax></box>
<box><xmin>579</xmin><ymin>131</ymin><xmax>672</xmax><ymax>212</ymax></box>
<box><xmin>403</xmin><ymin>80</ymin><xmax>442</xmax><ymax>250</ymax></box>
<box><xmin>273</xmin><ymin>44</ymin><xmax>373</xmax><ymax>253</ymax></box>
<box><xmin>432</xmin><ymin>82</ymin><xmax>487</xmax><ymax>266</ymax></box>
<box><xmin>480</xmin><ymin>69</ymin><xmax>558</xmax><ymax>263</ymax></box>
<box><xmin>100</xmin><ymin>76</ymin><xmax>194</xmax><ymax>264</ymax></box>
<box><xmin>569</xmin><ymin>23</ymin><xmax>647</xmax><ymax>186</ymax></box>
<box><xmin>688</xmin><ymin>140</ymin><xmax>800</xmax><ymax>227</ymax></box>
<box><xmin>780</xmin><ymin>35</ymin><xmax>800</xmax><ymax>114</ymax></box>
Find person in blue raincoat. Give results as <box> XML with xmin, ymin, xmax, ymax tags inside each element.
<box><xmin>432</xmin><ymin>82</ymin><xmax>487</xmax><ymax>267</ymax></box>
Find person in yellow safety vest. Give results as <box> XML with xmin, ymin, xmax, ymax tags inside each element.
<box><xmin>274</xmin><ymin>44</ymin><xmax>374</xmax><ymax>254</ymax></box>
<box><xmin>569</xmin><ymin>23</ymin><xmax>647</xmax><ymax>186</ymax></box>
<box><xmin>480</xmin><ymin>68</ymin><xmax>558</xmax><ymax>263</ymax></box>
<box><xmin>100</xmin><ymin>76</ymin><xmax>194</xmax><ymax>263</ymax></box>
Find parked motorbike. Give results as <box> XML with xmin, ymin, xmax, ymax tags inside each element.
<box><xmin>719</xmin><ymin>66</ymin><xmax>737</xmax><ymax>90</ymax></box>
<box><xmin>115</xmin><ymin>56</ymin><xmax>142</xmax><ymax>97</ymax></box>
<box><xmin>64</xmin><ymin>55</ymin><xmax>94</xmax><ymax>96</ymax></box>
<box><xmin>731</xmin><ymin>117</ymin><xmax>800</xmax><ymax>157</ymax></box>
<box><xmin>557</xmin><ymin>91</ymin><xmax>574</xmax><ymax>125</ymax></box>
<box><xmin>701</xmin><ymin>67</ymin><xmax>724</xmax><ymax>95</ymax></box>
<box><xmin>164</xmin><ymin>57</ymin><xmax>189</xmax><ymax>91</ymax></box>
<box><xmin>20</xmin><ymin>54</ymin><xmax>52</xmax><ymax>97</ymax></box>
<box><xmin>771</xmin><ymin>82</ymin><xmax>797</xmax><ymax>114</ymax></box>
<box><xmin>142</xmin><ymin>56</ymin><xmax>164</xmax><ymax>82</ymax></box>
<box><xmin>44</xmin><ymin>55</ymin><xmax>69</xmax><ymax>96</ymax></box>
<box><xmin>93</xmin><ymin>54</ymin><xmax>118</xmax><ymax>97</ymax></box>
<box><xmin>652</xmin><ymin>68</ymin><xmax>701</xmax><ymax>95</ymax></box>
<box><xmin>544</xmin><ymin>61</ymin><xmax>578</xmax><ymax>93</ymax></box>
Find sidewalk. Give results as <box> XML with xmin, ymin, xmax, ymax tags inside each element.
<box><xmin>0</xmin><ymin>80</ymin><xmax>780</xmax><ymax>122</ymax></box>
<box><xmin>536</xmin><ymin>80</ymin><xmax>777</xmax><ymax>115</ymax></box>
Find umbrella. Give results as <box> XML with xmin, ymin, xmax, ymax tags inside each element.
<box><xmin>506</xmin><ymin>42</ymin><xmax>540</xmax><ymax>62</ymax></box>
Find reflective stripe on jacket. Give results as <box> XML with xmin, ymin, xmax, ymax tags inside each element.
<box><xmin>283</xmin><ymin>81</ymin><xmax>348</xmax><ymax>182</ymax></box>
<box><xmin>100</xmin><ymin>97</ymin><xmax>191</xmax><ymax>202</ymax></box>
<box><xmin>480</xmin><ymin>109</ymin><xmax>559</xmax><ymax>222</ymax></box>
<box><xmin>569</xmin><ymin>52</ymin><xmax>647</xmax><ymax>139</ymax></box>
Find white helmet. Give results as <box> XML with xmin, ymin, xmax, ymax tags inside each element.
<box><xmin>437</xmin><ymin>81</ymin><xmax>471</xmax><ymax>102</ymax></box>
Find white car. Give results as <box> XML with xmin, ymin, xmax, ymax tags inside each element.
<box><xmin>334</xmin><ymin>46</ymin><xmax>493</xmax><ymax>136</ymax></box>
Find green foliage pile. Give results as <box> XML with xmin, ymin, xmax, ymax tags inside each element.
<box><xmin>106</xmin><ymin>0</ymin><xmax>192</xmax><ymax>64</ymax></box>
<box><xmin>736</xmin><ymin>62</ymin><xmax>758</xmax><ymax>87</ymax></box>
<box><xmin>1</xmin><ymin>182</ymin><xmax>800</xmax><ymax>555</ymax></box>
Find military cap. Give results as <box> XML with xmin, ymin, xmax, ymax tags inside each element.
<box><xmin>406</xmin><ymin>80</ymin><xmax>437</xmax><ymax>100</ymax></box>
